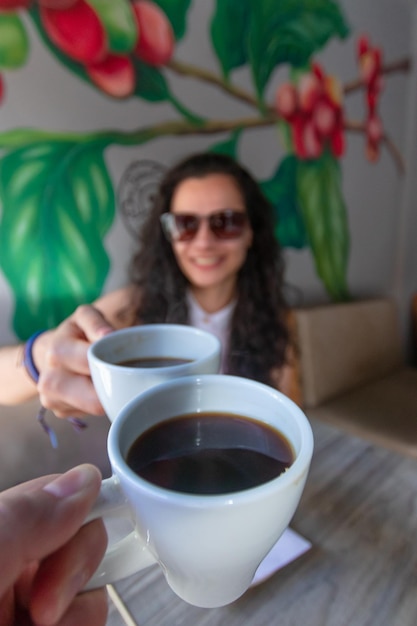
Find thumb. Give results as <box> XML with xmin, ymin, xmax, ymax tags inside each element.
<box><xmin>0</xmin><ymin>465</ymin><xmax>102</xmax><ymax>596</ymax></box>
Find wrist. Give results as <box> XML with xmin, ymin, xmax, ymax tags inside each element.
<box><xmin>23</xmin><ymin>330</ymin><xmax>46</xmax><ymax>383</ymax></box>
<box><xmin>32</xmin><ymin>329</ymin><xmax>51</xmax><ymax>377</ymax></box>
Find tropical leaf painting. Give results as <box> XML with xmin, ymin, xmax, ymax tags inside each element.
<box><xmin>0</xmin><ymin>0</ymin><xmax>408</xmax><ymax>337</ymax></box>
<box><xmin>0</xmin><ymin>140</ymin><xmax>114</xmax><ymax>338</ymax></box>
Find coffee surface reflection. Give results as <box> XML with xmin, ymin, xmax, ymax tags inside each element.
<box><xmin>116</xmin><ymin>357</ymin><xmax>193</xmax><ymax>368</ymax></box>
<box><xmin>126</xmin><ymin>412</ymin><xmax>294</xmax><ymax>495</ymax></box>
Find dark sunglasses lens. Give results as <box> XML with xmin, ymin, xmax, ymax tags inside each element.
<box><xmin>210</xmin><ymin>212</ymin><xmax>247</xmax><ymax>239</ymax></box>
<box><xmin>163</xmin><ymin>211</ymin><xmax>248</xmax><ymax>241</ymax></box>
<box><xmin>173</xmin><ymin>214</ymin><xmax>200</xmax><ymax>241</ymax></box>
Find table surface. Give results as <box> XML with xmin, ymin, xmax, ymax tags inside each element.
<box><xmin>106</xmin><ymin>417</ymin><xmax>417</xmax><ymax>626</ymax></box>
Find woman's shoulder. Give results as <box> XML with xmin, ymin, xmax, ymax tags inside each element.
<box><xmin>93</xmin><ymin>285</ymin><xmax>141</xmax><ymax>329</ymax></box>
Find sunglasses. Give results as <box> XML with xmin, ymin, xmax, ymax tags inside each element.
<box><xmin>160</xmin><ymin>210</ymin><xmax>248</xmax><ymax>242</ymax></box>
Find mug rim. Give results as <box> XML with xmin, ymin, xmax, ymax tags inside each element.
<box><xmin>108</xmin><ymin>374</ymin><xmax>314</xmax><ymax>506</ymax></box>
<box><xmin>87</xmin><ymin>324</ymin><xmax>221</xmax><ymax>372</ymax></box>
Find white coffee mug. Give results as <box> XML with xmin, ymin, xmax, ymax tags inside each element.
<box><xmin>87</xmin><ymin>324</ymin><xmax>221</xmax><ymax>421</ymax></box>
<box><xmin>86</xmin><ymin>374</ymin><xmax>314</xmax><ymax>608</ymax></box>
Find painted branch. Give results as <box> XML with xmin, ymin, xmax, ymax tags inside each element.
<box><xmin>0</xmin><ymin>116</ymin><xmax>405</xmax><ymax>173</ymax></box>
<box><xmin>169</xmin><ymin>57</ymin><xmax>412</xmax><ymax>108</ymax></box>
<box><xmin>344</xmin><ymin>57</ymin><xmax>411</xmax><ymax>94</ymax></box>
<box><xmin>167</xmin><ymin>59</ymin><xmax>259</xmax><ymax>109</ymax></box>
<box><xmin>382</xmin><ymin>133</ymin><xmax>406</xmax><ymax>174</ymax></box>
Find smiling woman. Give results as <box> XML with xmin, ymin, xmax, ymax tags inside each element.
<box><xmin>130</xmin><ymin>152</ymin><xmax>292</xmax><ymax>390</ymax></box>
<box><xmin>0</xmin><ymin>152</ymin><xmax>297</xmax><ymax>417</ymax></box>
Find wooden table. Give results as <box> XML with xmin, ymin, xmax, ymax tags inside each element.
<box><xmin>106</xmin><ymin>418</ymin><xmax>417</xmax><ymax>626</ymax></box>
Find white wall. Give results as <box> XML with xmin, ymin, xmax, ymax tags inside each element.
<box><xmin>0</xmin><ymin>0</ymin><xmax>414</xmax><ymax>343</ymax></box>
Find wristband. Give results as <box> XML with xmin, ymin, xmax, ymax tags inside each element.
<box><xmin>23</xmin><ymin>330</ymin><xmax>46</xmax><ymax>383</ymax></box>
<box><xmin>23</xmin><ymin>329</ymin><xmax>88</xmax><ymax>448</ymax></box>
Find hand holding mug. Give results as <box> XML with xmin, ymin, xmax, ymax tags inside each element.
<box><xmin>36</xmin><ymin>305</ymin><xmax>114</xmax><ymax>418</ymax></box>
<box><xmin>0</xmin><ymin>465</ymin><xmax>107</xmax><ymax>626</ymax></box>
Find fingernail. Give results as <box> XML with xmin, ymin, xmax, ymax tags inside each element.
<box><xmin>43</xmin><ymin>465</ymin><xmax>96</xmax><ymax>499</ymax></box>
<box><xmin>96</xmin><ymin>326</ymin><xmax>113</xmax><ymax>339</ymax></box>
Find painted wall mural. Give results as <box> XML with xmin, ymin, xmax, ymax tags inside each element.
<box><xmin>0</xmin><ymin>0</ymin><xmax>410</xmax><ymax>339</ymax></box>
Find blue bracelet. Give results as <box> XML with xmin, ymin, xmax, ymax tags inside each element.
<box><xmin>23</xmin><ymin>329</ymin><xmax>88</xmax><ymax>448</ymax></box>
<box><xmin>23</xmin><ymin>330</ymin><xmax>46</xmax><ymax>383</ymax></box>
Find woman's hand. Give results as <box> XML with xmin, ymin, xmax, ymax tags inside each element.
<box><xmin>0</xmin><ymin>464</ymin><xmax>108</xmax><ymax>626</ymax></box>
<box><xmin>0</xmin><ymin>285</ymin><xmax>136</xmax><ymax>409</ymax></box>
<box><xmin>34</xmin><ymin>305</ymin><xmax>114</xmax><ymax>418</ymax></box>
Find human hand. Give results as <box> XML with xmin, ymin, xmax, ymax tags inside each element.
<box><xmin>34</xmin><ymin>305</ymin><xmax>114</xmax><ymax>418</ymax></box>
<box><xmin>0</xmin><ymin>464</ymin><xmax>108</xmax><ymax>626</ymax></box>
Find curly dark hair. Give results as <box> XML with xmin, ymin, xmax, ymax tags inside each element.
<box><xmin>129</xmin><ymin>152</ymin><xmax>289</xmax><ymax>386</ymax></box>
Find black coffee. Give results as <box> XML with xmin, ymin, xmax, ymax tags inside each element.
<box><xmin>116</xmin><ymin>357</ymin><xmax>193</xmax><ymax>368</ymax></box>
<box><xmin>126</xmin><ymin>412</ymin><xmax>294</xmax><ymax>495</ymax></box>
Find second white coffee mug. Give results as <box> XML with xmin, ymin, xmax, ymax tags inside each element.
<box><xmin>87</xmin><ymin>324</ymin><xmax>221</xmax><ymax>421</ymax></box>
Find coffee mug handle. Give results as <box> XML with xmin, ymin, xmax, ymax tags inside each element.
<box><xmin>84</xmin><ymin>475</ymin><xmax>157</xmax><ymax>589</ymax></box>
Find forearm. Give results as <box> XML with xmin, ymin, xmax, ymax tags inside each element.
<box><xmin>0</xmin><ymin>344</ymin><xmax>38</xmax><ymax>405</ymax></box>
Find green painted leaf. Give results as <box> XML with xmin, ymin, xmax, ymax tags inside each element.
<box><xmin>0</xmin><ymin>141</ymin><xmax>115</xmax><ymax>339</ymax></box>
<box><xmin>248</xmin><ymin>0</ymin><xmax>350</xmax><ymax>102</ymax></box>
<box><xmin>261</xmin><ymin>155</ymin><xmax>307</xmax><ymax>249</ymax></box>
<box><xmin>211</xmin><ymin>0</ymin><xmax>252</xmax><ymax>79</ymax></box>
<box><xmin>0</xmin><ymin>13</ymin><xmax>29</xmax><ymax>69</ymax></box>
<box><xmin>133</xmin><ymin>59</ymin><xmax>203</xmax><ymax>123</ymax></box>
<box><xmin>208</xmin><ymin>130</ymin><xmax>241</xmax><ymax>158</ymax></box>
<box><xmin>88</xmin><ymin>0</ymin><xmax>138</xmax><ymax>54</ymax></box>
<box><xmin>133</xmin><ymin>59</ymin><xmax>170</xmax><ymax>101</ymax></box>
<box><xmin>154</xmin><ymin>0</ymin><xmax>192</xmax><ymax>40</ymax></box>
<box><xmin>296</xmin><ymin>150</ymin><xmax>350</xmax><ymax>301</ymax></box>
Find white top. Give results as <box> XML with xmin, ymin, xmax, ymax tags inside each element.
<box><xmin>186</xmin><ymin>291</ymin><xmax>236</xmax><ymax>374</ymax></box>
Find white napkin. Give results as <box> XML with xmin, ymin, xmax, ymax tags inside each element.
<box><xmin>251</xmin><ymin>527</ymin><xmax>312</xmax><ymax>586</ymax></box>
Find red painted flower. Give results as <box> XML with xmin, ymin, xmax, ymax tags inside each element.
<box><xmin>40</xmin><ymin>0</ymin><xmax>107</xmax><ymax>64</ymax></box>
<box><xmin>357</xmin><ymin>34</ymin><xmax>384</xmax><ymax>161</ymax></box>
<box><xmin>0</xmin><ymin>0</ymin><xmax>31</xmax><ymax>8</ymax></box>
<box><xmin>365</xmin><ymin>113</ymin><xmax>383</xmax><ymax>162</ymax></box>
<box><xmin>38</xmin><ymin>0</ymin><xmax>78</xmax><ymax>8</ymax></box>
<box><xmin>275</xmin><ymin>63</ymin><xmax>345</xmax><ymax>160</ymax></box>
<box><xmin>132</xmin><ymin>0</ymin><xmax>174</xmax><ymax>66</ymax></box>
<box><xmin>86</xmin><ymin>53</ymin><xmax>135</xmax><ymax>98</ymax></box>
<box><xmin>274</xmin><ymin>82</ymin><xmax>297</xmax><ymax>122</ymax></box>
